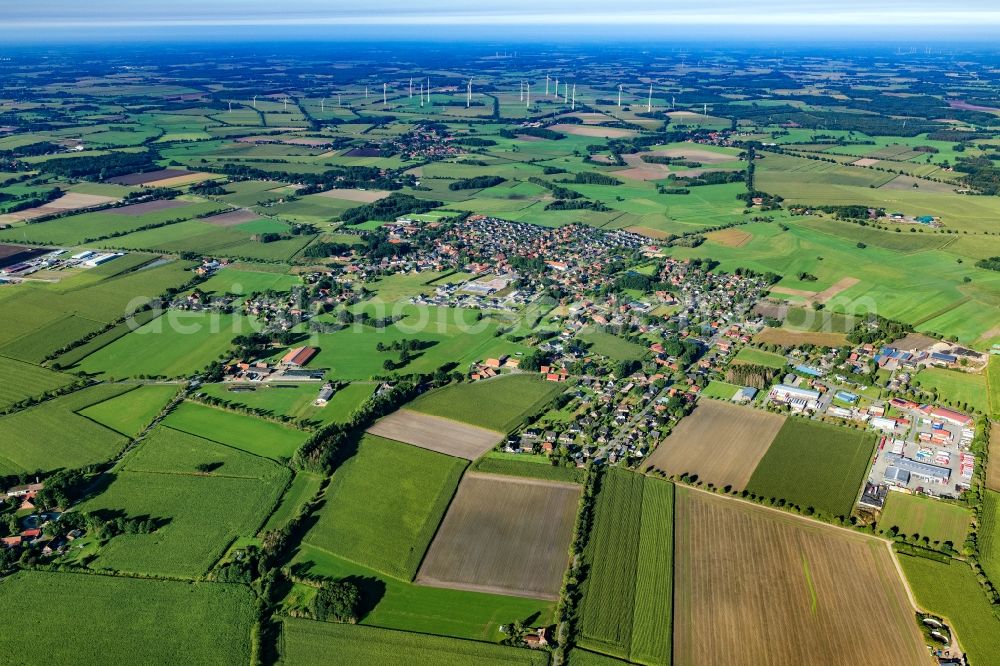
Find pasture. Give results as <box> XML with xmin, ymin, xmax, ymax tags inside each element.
<box><xmin>76</xmin><ymin>312</ymin><xmax>246</xmax><ymax>378</ymax></box>
<box><xmin>417</xmin><ymin>473</ymin><xmax>580</xmax><ymax>600</ymax></box>
<box><xmin>699</xmin><ymin>380</ymin><xmax>739</xmax><ymax>400</ymax></box>
<box><xmin>197</xmin><ymin>381</ymin><xmax>375</xmax><ymax>427</ymax></box>
<box><xmin>80</xmin><ymin>426</ymin><xmax>288</xmax><ymax>578</ymax></box>
<box><xmin>745</xmin><ymin>418</ymin><xmax>876</xmax><ymax>518</ymax></box>
<box><xmin>79</xmin><ymin>383</ymin><xmax>179</xmax><ymax>436</ymax></box>
<box><xmin>578</xmin><ymin>329</ymin><xmax>648</xmax><ymax>361</ymax></box>
<box><xmin>162</xmin><ymin>400</ymin><xmax>308</xmax><ymax>460</ymax></box>
<box><xmin>0</xmin><ymin>355</ymin><xmax>75</xmax><ymax>410</ymax></box>
<box><xmin>577</xmin><ymin>468</ymin><xmax>674</xmax><ymax>665</ymax></box>
<box><xmin>914</xmin><ymin>367</ymin><xmax>989</xmax><ymax>414</ymax></box>
<box><xmin>0</xmin><ymin>384</ymin><xmax>132</xmax><ymax>475</ymax></box>
<box><xmin>644</xmin><ymin>400</ymin><xmax>786</xmax><ymax>491</ymax></box>
<box><xmin>278</xmin><ymin>619</ymin><xmax>549</xmax><ymax>666</ymax></box>
<box><xmin>303</xmin><ymin>434</ymin><xmax>467</xmax><ymax>580</ymax></box>
<box><xmin>367</xmin><ymin>409</ymin><xmax>503</xmax><ymax>460</ymax></box>
<box><xmin>878</xmin><ymin>492</ymin><xmax>971</xmax><ymax>547</ymax></box>
<box><xmin>731</xmin><ymin>347</ymin><xmax>788</xmax><ymax>369</ymax></box>
<box><xmin>673</xmin><ymin>487</ymin><xmax>928</xmax><ymax>666</ymax></box>
<box><xmin>898</xmin><ymin>554</ymin><xmax>1000</xmax><ymax>666</ymax></box>
<box><xmin>408</xmin><ymin>375</ymin><xmax>566</xmax><ymax>433</ymax></box>
<box><xmin>289</xmin><ymin>544</ymin><xmax>554</xmax><ymax>642</ymax></box>
<box><xmin>0</xmin><ymin>571</ymin><xmax>255</xmax><ymax>665</ymax></box>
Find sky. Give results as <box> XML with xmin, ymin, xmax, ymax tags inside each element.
<box><xmin>4</xmin><ymin>1</ymin><xmax>1000</xmax><ymax>43</ymax></box>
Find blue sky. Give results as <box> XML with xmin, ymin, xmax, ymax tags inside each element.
<box><xmin>4</xmin><ymin>1</ymin><xmax>1000</xmax><ymax>42</ymax></box>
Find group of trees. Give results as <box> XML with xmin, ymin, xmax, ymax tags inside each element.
<box><xmin>340</xmin><ymin>193</ymin><xmax>441</xmax><ymax>226</ymax></box>
<box><xmin>975</xmin><ymin>256</ymin><xmax>1000</xmax><ymax>272</ymax></box>
<box><xmin>37</xmin><ymin>149</ymin><xmax>157</xmax><ymax>180</ymax></box>
<box><xmin>448</xmin><ymin>175</ymin><xmax>505</xmax><ymax>190</ymax></box>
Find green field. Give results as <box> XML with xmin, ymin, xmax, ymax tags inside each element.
<box><xmin>262</xmin><ymin>472</ymin><xmax>323</xmax><ymax>533</ymax></box>
<box><xmin>77</xmin><ymin>312</ymin><xmax>245</xmax><ymax>378</ymax></box>
<box><xmin>288</xmin><ymin>544</ymin><xmax>554</xmax><ymax>642</ymax></box>
<box><xmin>197</xmin><ymin>381</ymin><xmax>375</xmax><ymax>428</ymax></box>
<box><xmin>162</xmin><ymin>400</ymin><xmax>309</xmax><ymax>459</ymax></box>
<box><xmin>578</xmin><ymin>329</ymin><xmax>649</xmax><ymax>361</ymax></box>
<box><xmin>408</xmin><ymin>375</ymin><xmax>566</xmax><ymax>433</ymax></box>
<box><xmin>988</xmin><ymin>356</ymin><xmax>1000</xmax><ymax>419</ymax></box>
<box><xmin>981</xmin><ymin>490</ymin><xmax>1000</xmax><ymax>589</ymax></box>
<box><xmin>303</xmin><ymin>434</ymin><xmax>466</xmax><ymax>580</ymax></box>
<box><xmin>278</xmin><ymin>618</ymin><xmax>549</xmax><ymax>666</ymax></box>
<box><xmin>914</xmin><ymin>367</ymin><xmax>989</xmax><ymax>414</ymax></box>
<box><xmin>897</xmin><ymin>554</ymin><xmax>1000</xmax><ymax>666</ymax></box>
<box><xmin>0</xmin><ymin>571</ymin><xmax>255</xmax><ymax>665</ymax></box>
<box><xmin>0</xmin><ymin>384</ymin><xmax>133</xmax><ymax>475</ymax></box>
<box><xmin>0</xmin><ymin>355</ymin><xmax>76</xmax><ymax>409</ymax></box>
<box><xmin>878</xmin><ymin>492</ymin><xmax>972</xmax><ymax>547</ymax></box>
<box><xmin>700</xmin><ymin>380</ymin><xmax>740</xmax><ymax>400</ymax></box>
<box><xmin>732</xmin><ymin>347</ymin><xmax>788</xmax><ymax>369</ymax></box>
<box><xmin>471</xmin><ymin>453</ymin><xmax>585</xmax><ymax>483</ymax></box>
<box><xmin>577</xmin><ymin>468</ymin><xmax>673</xmax><ymax>665</ymax></box>
<box><xmin>78</xmin><ymin>426</ymin><xmax>289</xmax><ymax>577</ymax></box>
<box><xmin>79</xmin><ymin>383</ymin><xmax>180</xmax><ymax>436</ymax></box>
<box><xmin>745</xmin><ymin>418</ymin><xmax>876</xmax><ymax>518</ymax></box>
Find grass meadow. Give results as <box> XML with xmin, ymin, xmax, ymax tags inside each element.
<box><xmin>79</xmin><ymin>426</ymin><xmax>288</xmax><ymax>578</ymax></box>
<box><xmin>162</xmin><ymin>400</ymin><xmax>309</xmax><ymax>460</ymax></box>
<box><xmin>745</xmin><ymin>418</ymin><xmax>876</xmax><ymax>518</ymax></box>
<box><xmin>0</xmin><ymin>571</ymin><xmax>255</xmax><ymax>665</ymax></box>
<box><xmin>303</xmin><ymin>434</ymin><xmax>467</xmax><ymax>580</ymax></box>
<box><xmin>408</xmin><ymin>375</ymin><xmax>566</xmax><ymax>433</ymax></box>
<box><xmin>79</xmin><ymin>383</ymin><xmax>180</xmax><ymax>436</ymax></box>
<box><xmin>878</xmin><ymin>492</ymin><xmax>972</xmax><ymax>547</ymax></box>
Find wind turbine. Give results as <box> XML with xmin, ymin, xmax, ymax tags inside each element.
<box><xmin>365</xmin><ymin>86</ymin><xmax>369</xmax><ymax>100</ymax></box>
<box><xmin>571</xmin><ymin>84</ymin><xmax>576</xmax><ymax>111</ymax></box>
<box><xmin>383</xmin><ymin>83</ymin><xmax>387</xmax><ymax>106</ymax></box>
<box><xmin>647</xmin><ymin>83</ymin><xmax>652</xmax><ymax>112</ymax></box>
<box><xmin>526</xmin><ymin>83</ymin><xmax>531</xmax><ymax>109</ymax></box>
<box><xmin>320</xmin><ymin>98</ymin><xmax>325</xmax><ymax>112</ymax></box>
<box><xmin>564</xmin><ymin>82</ymin><xmax>568</xmax><ymax>102</ymax></box>
<box><xmin>618</xmin><ymin>84</ymin><xmax>623</xmax><ymax>108</ymax></box>
<box><xmin>466</xmin><ymin>78</ymin><xmax>472</xmax><ymax>108</ymax></box>
<box><xmin>554</xmin><ymin>77</ymin><xmax>559</xmax><ymax>98</ymax></box>
<box><xmin>520</xmin><ymin>81</ymin><xmax>524</xmax><ymax>102</ymax></box>
<box><xmin>252</xmin><ymin>95</ymin><xmax>257</xmax><ymax>109</ymax></box>
<box><xmin>546</xmin><ymin>75</ymin><xmax>550</xmax><ymax>96</ymax></box>
<box><xmin>283</xmin><ymin>98</ymin><xmax>288</xmax><ymax>111</ymax></box>
<box><xmin>338</xmin><ymin>93</ymin><xmax>342</xmax><ymax>106</ymax></box>
<box><xmin>426</xmin><ymin>77</ymin><xmax>430</xmax><ymax>103</ymax></box>
<box><xmin>671</xmin><ymin>95</ymin><xmax>676</xmax><ymax>110</ymax></box>
<box><xmin>419</xmin><ymin>82</ymin><xmax>424</xmax><ymax>107</ymax></box>
<box><xmin>409</xmin><ymin>77</ymin><xmax>413</xmax><ymax>98</ymax></box>
<box><xmin>703</xmin><ymin>103</ymin><xmax>708</xmax><ymax>115</ymax></box>
<box><xmin>228</xmin><ymin>101</ymin><xmax>232</xmax><ymax>113</ymax></box>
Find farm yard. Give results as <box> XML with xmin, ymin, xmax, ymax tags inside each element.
<box><xmin>417</xmin><ymin>473</ymin><xmax>580</xmax><ymax>600</ymax></box>
<box><xmin>367</xmin><ymin>409</ymin><xmax>503</xmax><ymax>459</ymax></box>
<box><xmin>644</xmin><ymin>400</ymin><xmax>786</xmax><ymax>491</ymax></box>
<box><xmin>673</xmin><ymin>487</ymin><xmax>928</xmax><ymax>666</ymax></box>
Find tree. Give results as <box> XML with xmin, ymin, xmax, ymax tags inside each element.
<box><xmin>311</xmin><ymin>580</ymin><xmax>361</xmax><ymax>623</ymax></box>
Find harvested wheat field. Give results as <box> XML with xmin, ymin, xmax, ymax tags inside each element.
<box><xmin>366</xmin><ymin>409</ymin><xmax>502</xmax><ymax>460</ymax></box>
<box><xmin>673</xmin><ymin>487</ymin><xmax>927</xmax><ymax>666</ymax></box>
<box><xmin>201</xmin><ymin>209</ymin><xmax>262</xmax><ymax>227</ymax></box>
<box><xmin>549</xmin><ymin>124</ymin><xmax>636</xmax><ymax>138</ymax></box>
<box><xmin>317</xmin><ymin>188</ymin><xmax>392</xmax><ymax>203</ymax></box>
<box><xmin>416</xmin><ymin>472</ymin><xmax>580</xmax><ymax>600</ymax></box>
<box><xmin>706</xmin><ymin>228</ymin><xmax>752</xmax><ymax>247</ymax></box>
<box><xmin>4</xmin><ymin>192</ymin><xmax>117</xmax><ymax>221</ymax></box>
<box><xmin>644</xmin><ymin>400</ymin><xmax>785</xmax><ymax>490</ymax></box>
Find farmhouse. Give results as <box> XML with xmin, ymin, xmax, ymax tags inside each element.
<box><xmin>280</xmin><ymin>346</ymin><xmax>317</xmax><ymax>367</ymax></box>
